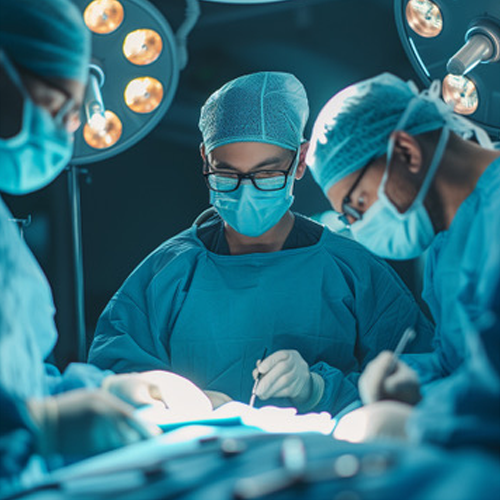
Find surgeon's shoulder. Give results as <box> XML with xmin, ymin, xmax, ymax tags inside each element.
<box><xmin>320</xmin><ymin>226</ymin><xmax>399</xmax><ymax>272</ymax></box>
<box><xmin>127</xmin><ymin>226</ymin><xmax>204</xmax><ymax>279</ymax></box>
<box><xmin>320</xmin><ymin>225</ymin><xmax>375</xmax><ymax>257</ymax></box>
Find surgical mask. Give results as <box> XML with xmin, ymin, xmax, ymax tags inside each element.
<box><xmin>350</xmin><ymin>88</ymin><xmax>451</xmax><ymax>260</ymax></box>
<box><xmin>210</xmin><ymin>156</ymin><xmax>299</xmax><ymax>237</ymax></box>
<box><xmin>0</xmin><ymin>51</ymin><xmax>73</xmax><ymax>195</ymax></box>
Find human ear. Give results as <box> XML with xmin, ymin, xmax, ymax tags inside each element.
<box><xmin>199</xmin><ymin>143</ymin><xmax>207</xmax><ymax>163</ymax></box>
<box><xmin>390</xmin><ymin>130</ymin><xmax>423</xmax><ymax>175</ymax></box>
<box><xmin>295</xmin><ymin>141</ymin><xmax>310</xmax><ymax>180</ymax></box>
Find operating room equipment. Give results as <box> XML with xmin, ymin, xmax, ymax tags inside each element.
<box><xmin>395</xmin><ymin>0</ymin><xmax>500</xmax><ymax>138</ymax></box>
<box><xmin>389</xmin><ymin>327</ymin><xmax>417</xmax><ymax>373</ymax></box>
<box><xmin>62</xmin><ymin>0</ymin><xmax>201</xmax><ymax>360</ymax></box>
<box><xmin>447</xmin><ymin>20</ymin><xmax>500</xmax><ymax>77</ymax></box>
<box><xmin>249</xmin><ymin>348</ymin><xmax>268</xmax><ymax>408</ymax></box>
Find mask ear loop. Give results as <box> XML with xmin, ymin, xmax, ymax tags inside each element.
<box><xmin>378</xmin><ymin>95</ymin><xmax>421</xmax><ymax>209</ymax></box>
<box><xmin>285</xmin><ymin>148</ymin><xmax>302</xmax><ymax>196</ymax></box>
<box><xmin>378</xmin><ymin>80</ymin><xmax>451</xmax><ymax>219</ymax></box>
<box><xmin>412</xmin><ymin>126</ymin><xmax>449</xmax><ymax>207</ymax></box>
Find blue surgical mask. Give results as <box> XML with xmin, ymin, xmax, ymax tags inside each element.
<box><xmin>210</xmin><ymin>156</ymin><xmax>298</xmax><ymax>237</ymax></box>
<box><xmin>350</xmin><ymin>99</ymin><xmax>450</xmax><ymax>260</ymax></box>
<box><xmin>0</xmin><ymin>51</ymin><xmax>73</xmax><ymax>195</ymax></box>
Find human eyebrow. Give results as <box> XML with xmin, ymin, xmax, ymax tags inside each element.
<box><xmin>209</xmin><ymin>156</ymin><xmax>291</xmax><ymax>172</ymax></box>
<box><xmin>248</xmin><ymin>156</ymin><xmax>290</xmax><ymax>171</ymax></box>
<box><xmin>207</xmin><ymin>161</ymin><xmax>239</xmax><ymax>172</ymax></box>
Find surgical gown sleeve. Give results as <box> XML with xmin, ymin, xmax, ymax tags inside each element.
<box><xmin>0</xmin><ymin>386</ymin><xmax>40</xmax><ymax>495</ymax></box>
<box><xmin>89</xmin><ymin>236</ymin><xmax>198</xmax><ymax>373</ymax></box>
<box><xmin>44</xmin><ymin>363</ymin><xmax>112</xmax><ymax>395</ymax></box>
<box><xmin>402</xmin><ymin>235</ymin><xmax>448</xmax><ymax>387</ymax></box>
<box><xmin>409</xmin><ymin>273</ymin><xmax>500</xmax><ymax>450</ymax></box>
<box><xmin>310</xmin><ymin>239</ymin><xmax>434</xmax><ymax>416</ymax></box>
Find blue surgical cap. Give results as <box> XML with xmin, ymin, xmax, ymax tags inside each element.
<box><xmin>0</xmin><ymin>0</ymin><xmax>90</xmax><ymax>83</ymax></box>
<box><xmin>307</xmin><ymin>72</ymin><xmax>462</xmax><ymax>195</ymax></box>
<box><xmin>199</xmin><ymin>72</ymin><xmax>309</xmax><ymax>154</ymax></box>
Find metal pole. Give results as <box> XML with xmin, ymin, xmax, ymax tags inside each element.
<box><xmin>68</xmin><ymin>164</ymin><xmax>87</xmax><ymax>361</ymax></box>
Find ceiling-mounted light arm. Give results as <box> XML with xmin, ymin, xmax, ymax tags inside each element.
<box><xmin>447</xmin><ymin>20</ymin><xmax>500</xmax><ymax>76</ymax></box>
<box><xmin>175</xmin><ymin>0</ymin><xmax>200</xmax><ymax>70</ymax></box>
<box><xmin>84</xmin><ymin>63</ymin><xmax>107</xmax><ymax>131</ymax></box>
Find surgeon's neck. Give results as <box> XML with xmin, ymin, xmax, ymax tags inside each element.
<box><xmin>225</xmin><ymin>211</ymin><xmax>295</xmax><ymax>255</ymax></box>
<box><xmin>431</xmin><ymin>136</ymin><xmax>500</xmax><ymax>231</ymax></box>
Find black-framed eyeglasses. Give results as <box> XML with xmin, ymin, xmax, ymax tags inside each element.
<box><xmin>203</xmin><ymin>151</ymin><xmax>297</xmax><ymax>193</ymax></box>
<box><xmin>338</xmin><ymin>161</ymin><xmax>372</xmax><ymax>227</ymax></box>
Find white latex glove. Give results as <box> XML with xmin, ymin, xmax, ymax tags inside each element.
<box><xmin>359</xmin><ymin>351</ymin><xmax>422</xmax><ymax>406</ymax></box>
<box><xmin>203</xmin><ymin>390</ymin><xmax>233</xmax><ymax>409</ymax></box>
<box><xmin>102</xmin><ymin>372</ymin><xmax>165</xmax><ymax>408</ymax></box>
<box><xmin>252</xmin><ymin>350</ymin><xmax>313</xmax><ymax>405</ymax></box>
<box><xmin>28</xmin><ymin>389</ymin><xmax>159</xmax><ymax>458</ymax></box>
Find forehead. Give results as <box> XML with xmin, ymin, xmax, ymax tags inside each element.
<box><xmin>209</xmin><ymin>142</ymin><xmax>293</xmax><ymax>167</ymax></box>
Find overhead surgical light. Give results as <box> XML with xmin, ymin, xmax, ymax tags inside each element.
<box><xmin>447</xmin><ymin>20</ymin><xmax>500</xmax><ymax>76</ymax></box>
<box><xmin>73</xmin><ymin>0</ymin><xmax>186</xmax><ymax>163</ymax></box>
<box><xmin>84</xmin><ymin>0</ymin><xmax>124</xmax><ymax>34</ymax></box>
<box><xmin>124</xmin><ymin>77</ymin><xmax>164</xmax><ymax>113</ymax></box>
<box><xmin>123</xmin><ymin>29</ymin><xmax>163</xmax><ymax>66</ymax></box>
<box><xmin>442</xmin><ymin>74</ymin><xmax>479</xmax><ymax>115</ymax></box>
<box><xmin>395</xmin><ymin>0</ymin><xmax>500</xmax><ymax>139</ymax></box>
<box><xmin>405</xmin><ymin>0</ymin><xmax>443</xmax><ymax>38</ymax></box>
<box><xmin>67</xmin><ymin>0</ymin><xmax>200</xmax><ymax>360</ymax></box>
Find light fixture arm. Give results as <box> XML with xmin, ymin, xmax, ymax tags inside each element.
<box><xmin>67</xmin><ymin>164</ymin><xmax>90</xmax><ymax>362</ymax></box>
<box><xmin>176</xmin><ymin>0</ymin><xmax>200</xmax><ymax>69</ymax></box>
<box><xmin>85</xmin><ymin>63</ymin><xmax>107</xmax><ymax>131</ymax></box>
<box><xmin>447</xmin><ymin>20</ymin><xmax>500</xmax><ymax>75</ymax></box>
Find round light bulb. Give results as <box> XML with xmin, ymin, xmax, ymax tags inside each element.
<box><xmin>84</xmin><ymin>0</ymin><xmax>124</xmax><ymax>35</ymax></box>
<box><xmin>123</xmin><ymin>29</ymin><xmax>163</xmax><ymax>66</ymax></box>
<box><xmin>83</xmin><ymin>110</ymin><xmax>123</xmax><ymax>149</ymax></box>
<box><xmin>406</xmin><ymin>0</ymin><xmax>443</xmax><ymax>38</ymax></box>
<box><xmin>442</xmin><ymin>74</ymin><xmax>479</xmax><ymax>115</ymax></box>
<box><xmin>124</xmin><ymin>77</ymin><xmax>164</xmax><ymax>113</ymax></box>
<box><xmin>88</xmin><ymin>113</ymin><xmax>108</xmax><ymax>133</ymax></box>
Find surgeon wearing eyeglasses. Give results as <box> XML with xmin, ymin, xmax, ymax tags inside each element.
<box><xmin>89</xmin><ymin>71</ymin><xmax>433</xmax><ymax>416</ymax></box>
<box><xmin>307</xmin><ymin>72</ymin><xmax>500</xmax><ymax>446</ymax></box>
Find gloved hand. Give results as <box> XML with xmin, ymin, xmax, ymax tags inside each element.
<box><xmin>252</xmin><ymin>350</ymin><xmax>316</xmax><ymax>408</ymax></box>
<box><xmin>203</xmin><ymin>390</ymin><xmax>233</xmax><ymax>409</ymax></box>
<box><xmin>102</xmin><ymin>372</ymin><xmax>165</xmax><ymax>408</ymax></box>
<box><xmin>359</xmin><ymin>351</ymin><xmax>422</xmax><ymax>406</ymax></box>
<box><xmin>28</xmin><ymin>389</ymin><xmax>160</xmax><ymax>458</ymax></box>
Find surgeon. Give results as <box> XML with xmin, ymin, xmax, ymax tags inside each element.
<box><xmin>306</xmin><ymin>72</ymin><xmax>500</xmax><ymax>445</ymax></box>
<box><xmin>89</xmin><ymin>71</ymin><xmax>433</xmax><ymax>417</ymax></box>
<box><xmin>0</xmin><ymin>0</ymin><xmax>185</xmax><ymax>494</ymax></box>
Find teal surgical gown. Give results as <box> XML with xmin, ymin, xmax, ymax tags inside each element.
<box><xmin>403</xmin><ymin>157</ymin><xmax>500</xmax><ymax>390</ymax></box>
<box><xmin>409</xmin><ymin>281</ymin><xmax>500</xmax><ymax>450</ymax></box>
<box><xmin>89</xmin><ymin>212</ymin><xmax>433</xmax><ymax>417</ymax></box>
<box><xmin>405</xmin><ymin>157</ymin><xmax>500</xmax><ymax>449</ymax></box>
<box><xmin>0</xmin><ymin>196</ymin><xmax>108</xmax><ymax>494</ymax></box>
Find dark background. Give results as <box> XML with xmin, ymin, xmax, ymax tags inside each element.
<box><xmin>3</xmin><ymin>0</ymin><xmax>424</xmax><ymax>368</ymax></box>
